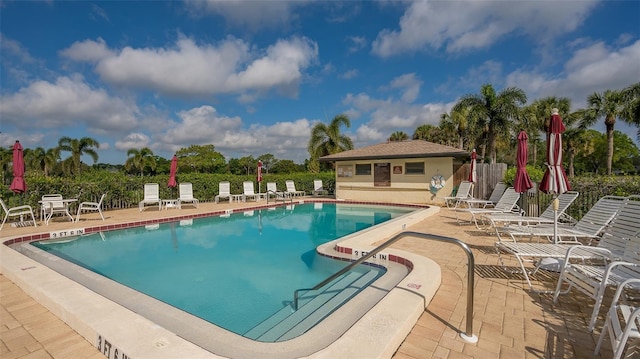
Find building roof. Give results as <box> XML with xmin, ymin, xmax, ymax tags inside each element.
<box><xmin>319</xmin><ymin>140</ymin><xmax>470</xmax><ymax>162</ymax></box>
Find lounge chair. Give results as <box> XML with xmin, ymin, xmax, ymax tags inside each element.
<box><xmin>139</xmin><ymin>183</ymin><xmax>161</xmax><ymax>212</ymax></box>
<box><xmin>0</xmin><ymin>198</ymin><xmax>37</xmax><ymax>230</ymax></box>
<box><xmin>41</xmin><ymin>194</ymin><xmax>75</xmax><ymax>224</ymax></box>
<box><xmin>594</xmin><ymin>278</ymin><xmax>640</xmax><ymax>359</ymax></box>
<box><xmin>215</xmin><ymin>181</ymin><xmax>231</xmax><ymax>203</ymax></box>
<box><xmin>76</xmin><ymin>193</ymin><xmax>107</xmax><ymax>222</ymax></box>
<box><xmin>285</xmin><ymin>180</ymin><xmax>305</xmax><ymax>197</ymax></box>
<box><xmin>495</xmin><ymin>195</ymin><xmax>628</xmax><ymax>292</ymax></box>
<box><xmin>458</xmin><ymin>182</ymin><xmax>507</xmax><ymax>209</ymax></box>
<box><xmin>500</xmin><ymin>195</ymin><xmax>626</xmax><ymax>243</ymax></box>
<box><xmin>178</xmin><ymin>183</ymin><xmax>199</xmax><ymax>208</ymax></box>
<box><xmin>486</xmin><ymin>190</ymin><xmax>579</xmax><ymax>240</ymax></box>
<box><xmin>454</xmin><ymin>187</ymin><xmax>521</xmax><ymax>228</ymax></box>
<box><xmin>443</xmin><ymin>181</ymin><xmax>472</xmax><ymax>209</ymax></box>
<box><xmin>243</xmin><ymin>181</ymin><xmax>265</xmax><ymax>202</ymax></box>
<box><xmin>312</xmin><ymin>179</ymin><xmax>329</xmax><ymax>197</ymax></box>
<box><xmin>553</xmin><ymin>195</ymin><xmax>640</xmax><ymax>331</ymax></box>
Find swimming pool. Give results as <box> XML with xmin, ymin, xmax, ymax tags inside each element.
<box><xmin>2</xmin><ymin>201</ymin><xmax>443</xmax><ymax>359</ymax></box>
<box><xmin>31</xmin><ymin>203</ymin><xmax>410</xmax><ymax>339</ymax></box>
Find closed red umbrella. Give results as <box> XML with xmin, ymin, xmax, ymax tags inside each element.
<box><xmin>514</xmin><ymin>131</ymin><xmax>533</xmax><ymax>193</ymax></box>
<box><xmin>168</xmin><ymin>155</ymin><xmax>178</xmax><ymax>188</ymax></box>
<box><xmin>468</xmin><ymin>149</ymin><xmax>477</xmax><ymax>184</ymax></box>
<box><xmin>9</xmin><ymin>141</ymin><xmax>26</xmax><ymax>194</ymax></box>
<box><xmin>539</xmin><ymin>109</ymin><xmax>570</xmax><ymax>194</ymax></box>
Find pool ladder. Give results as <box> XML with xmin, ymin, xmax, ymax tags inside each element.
<box><xmin>266</xmin><ymin>190</ymin><xmax>293</xmax><ymax>205</ymax></box>
<box><xmin>292</xmin><ymin>231</ymin><xmax>478</xmax><ymax>343</ymax></box>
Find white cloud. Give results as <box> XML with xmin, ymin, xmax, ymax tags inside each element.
<box><xmin>372</xmin><ymin>0</ymin><xmax>598</xmax><ymax>57</ymax></box>
<box><xmin>115</xmin><ymin>133</ymin><xmax>151</xmax><ymax>151</ymax></box>
<box><xmin>60</xmin><ymin>38</ymin><xmax>114</xmax><ymax>62</ymax></box>
<box><xmin>184</xmin><ymin>0</ymin><xmax>298</xmax><ymax>30</ymax></box>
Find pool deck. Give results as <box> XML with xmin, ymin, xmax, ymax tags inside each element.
<box><xmin>0</xmin><ymin>198</ymin><xmax>626</xmax><ymax>358</ymax></box>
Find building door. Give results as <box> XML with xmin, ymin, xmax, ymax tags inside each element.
<box><xmin>374</xmin><ymin>163</ymin><xmax>391</xmax><ymax>187</ymax></box>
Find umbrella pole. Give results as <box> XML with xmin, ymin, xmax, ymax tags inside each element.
<box><xmin>552</xmin><ymin>196</ymin><xmax>559</xmax><ymax>243</ymax></box>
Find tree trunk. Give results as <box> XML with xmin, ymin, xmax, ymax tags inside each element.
<box><xmin>605</xmin><ymin>117</ymin><xmax>615</xmax><ymax>175</ymax></box>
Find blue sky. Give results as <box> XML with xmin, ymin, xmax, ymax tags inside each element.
<box><xmin>1</xmin><ymin>0</ymin><xmax>639</xmax><ymax>165</ymax></box>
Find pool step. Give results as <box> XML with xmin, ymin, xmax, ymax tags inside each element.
<box><xmin>244</xmin><ymin>269</ymin><xmax>379</xmax><ymax>342</ymax></box>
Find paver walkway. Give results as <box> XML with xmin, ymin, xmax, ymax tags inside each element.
<box><xmin>1</xmin><ymin>202</ymin><xmax>633</xmax><ymax>358</ymax></box>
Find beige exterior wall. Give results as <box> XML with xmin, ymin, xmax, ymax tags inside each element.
<box><xmin>333</xmin><ymin>157</ymin><xmax>455</xmax><ymax>205</ymax></box>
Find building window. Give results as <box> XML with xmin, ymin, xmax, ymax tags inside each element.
<box><xmin>337</xmin><ymin>165</ymin><xmax>353</xmax><ymax>177</ymax></box>
<box><xmin>355</xmin><ymin>163</ymin><xmax>371</xmax><ymax>175</ymax></box>
<box><xmin>405</xmin><ymin>162</ymin><xmax>425</xmax><ymax>175</ymax></box>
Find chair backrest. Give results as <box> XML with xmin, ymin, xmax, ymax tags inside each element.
<box><xmin>494</xmin><ymin>187</ymin><xmax>520</xmax><ymax>211</ymax></box>
<box><xmin>314</xmin><ymin>179</ymin><xmax>324</xmax><ymax>191</ymax></box>
<box><xmin>487</xmin><ymin>182</ymin><xmax>507</xmax><ymax>203</ymax></box>
<box><xmin>219</xmin><ymin>181</ymin><xmax>230</xmax><ymax>196</ymax></box>
<box><xmin>573</xmin><ymin>195</ymin><xmax>627</xmax><ymax>237</ymax></box>
<box><xmin>42</xmin><ymin>194</ymin><xmax>64</xmax><ymax>210</ymax></box>
<box><xmin>538</xmin><ymin>191</ymin><xmax>580</xmax><ymax>220</ymax></box>
<box><xmin>243</xmin><ymin>181</ymin><xmax>255</xmax><ymax>195</ymax></box>
<box><xmin>455</xmin><ymin>181</ymin><xmax>472</xmax><ymax>199</ymax></box>
<box><xmin>0</xmin><ymin>198</ymin><xmax>9</xmax><ymax>213</ymax></box>
<box><xmin>267</xmin><ymin>182</ymin><xmax>278</xmax><ymax>193</ymax></box>
<box><xmin>96</xmin><ymin>193</ymin><xmax>107</xmax><ymax>205</ymax></box>
<box><xmin>144</xmin><ymin>183</ymin><xmax>159</xmax><ymax>201</ymax></box>
<box><xmin>179</xmin><ymin>183</ymin><xmax>193</xmax><ymax>200</ymax></box>
<box><xmin>286</xmin><ymin>180</ymin><xmax>297</xmax><ymax>192</ymax></box>
<box><xmin>598</xmin><ymin>196</ymin><xmax>640</xmax><ymax>259</ymax></box>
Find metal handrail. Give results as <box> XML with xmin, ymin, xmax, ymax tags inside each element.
<box><xmin>266</xmin><ymin>190</ymin><xmax>293</xmax><ymax>205</ymax></box>
<box><xmin>292</xmin><ymin>231</ymin><xmax>478</xmax><ymax>343</ymax></box>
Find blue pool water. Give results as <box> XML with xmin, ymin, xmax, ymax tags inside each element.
<box><xmin>32</xmin><ymin>203</ymin><xmax>413</xmax><ymax>338</ymax></box>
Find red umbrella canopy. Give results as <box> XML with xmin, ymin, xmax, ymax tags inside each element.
<box><xmin>9</xmin><ymin>141</ymin><xmax>27</xmax><ymax>194</ymax></box>
<box><xmin>257</xmin><ymin>160</ymin><xmax>263</xmax><ymax>182</ymax></box>
<box><xmin>539</xmin><ymin>110</ymin><xmax>570</xmax><ymax>194</ymax></box>
<box><xmin>468</xmin><ymin>150</ymin><xmax>477</xmax><ymax>183</ymax></box>
<box><xmin>167</xmin><ymin>155</ymin><xmax>178</xmax><ymax>188</ymax></box>
<box><xmin>514</xmin><ymin>131</ymin><xmax>533</xmax><ymax>193</ymax></box>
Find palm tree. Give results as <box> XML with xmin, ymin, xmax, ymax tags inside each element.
<box><xmin>622</xmin><ymin>82</ymin><xmax>640</xmax><ymax>139</ymax></box>
<box><xmin>439</xmin><ymin>106</ymin><xmax>475</xmax><ymax>150</ymax></box>
<box><xmin>453</xmin><ymin>84</ymin><xmax>527</xmax><ymax>163</ymax></box>
<box><xmin>25</xmin><ymin>147</ymin><xmax>60</xmax><ymax>176</ymax></box>
<box><xmin>389</xmin><ymin>131</ymin><xmax>409</xmax><ymax>142</ymax></box>
<box><xmin>579</xmin><ymin>89</ymin><xmax>629</xmax><ymax>175</ymax></box>
<box><xmin>308</xmin><ymin>114</ymin><xmax>354</xmax><ymax>162</ymax></box>
<box><xmin>125</xmin><ymin>147</ymin><xmax>156</xmax><ymax>176</ymax></box>
<box><xmin>57</xmin><ymin>136</ymin><xmax>99</xmax><ymax>175</ymax></box>
<box><xmin>518</xmin><ymin>97</ymin><xmax>571</xmax><ymax>166</ymax></box>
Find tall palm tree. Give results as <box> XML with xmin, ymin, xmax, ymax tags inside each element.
<box><xmin>125</xmin><ymin>147</ymin><xmax>156</xmax><ymax>176</ymax></box>
<box><xmin>388</xmin><ymin>131</ymin><xmax>409</xmax><ymax>142</ymax></box>
<box><xmin>25</xmin><ymin>147</ymin><xmax>60</xmax><ymax>176</ymax></box>
<box><xmin>579</xmin><ymin>89</ymin><xmax>628</xmax><ymax>175</ymax></box>
<box><xmin>57</xmin><ymin>136</ymin><xmax>99</xmax><ymax>175</ymax></box>
<box><xmin>622</xmin><ymin>82</ymin><xmax>640</xmax><ymax>139</ymax></box>
<box><xmin>308</xmin><ymin>114</ymin><xmax>354</xmax><ymax>161</ymax></box>
<box><xmin>453</xmin><ymin>84</ymin><xmax>527</xmax><ymax>163</ymax></box>
<box><xmin>439</xmin><ymin>106</ymin><xmax>475</xmax><ymax>150</ymax></box>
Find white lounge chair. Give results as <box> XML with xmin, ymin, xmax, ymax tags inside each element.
<box><xmin>495</xmin><ymin>195</ymin><xmax>628</xmax><ymax>291</ymax></box>
<box><xmin>215</xmin><ymin>181</ymin><xmax>231</xmax><ymax>203</ymax></box>
<box><xmin>76</xmin><ymin>193</ymin><xmax>106</xmax><ymax>222</ymax></box>
<box><xmin>553</xmin><ymin>195</ymin><xmax>640</xmax><ymax>331</ymax></box>
<box><xmin>178</xmin><ymin>183</ymin><xmax>199</xmax><ymax>208</ymax></box>
<box><xmin>0</xmin><ymin>198</ymin><xmax>37</xmax><ymax>230</ymax></box>
<box><xmin>594</xmin><ymin>278</ymin><xmax>640</xmax><ymax>359</ymax></box>
<box><xmin>243</xmin><ymin>181</ymin><xmax>264</xmax><ymax>202</ymax></box>
<box><xmin>285</xmin><ymin>180</ymin><xmax>305</xmax><ymax>197</ymax></box>
<box><xmin>486</xmin><ymin>190</ymin><xmax>579</xmax><ymax>240</ymax></box>
<box><xmin>443</xmin><ymin>181</ymin><xmax>472</xmax><ymax>209</ymax></box>
<box><xmin>139</xmin><ymin>183</ymin><xmax>161</xmax><ymax>212</ymax></box>
<box><xmin>312</xmin><ymin>179</ymin><xmax>329</xmax><ymax>197</ymax></box>
<box><xmin>41</xmin><ymin>194</ymin><xmax>75</xmax><ymax>224</ymax></box>
<box><xmin>500</xmin><ymin>195</ymin><xmax>626</xmax><ymax>243</ymax></box>
<box><xmin>455</xmin><ymin>187</ymin><xmax>521</xmax><ymax>228</ymax></box>
<box><xmin>458</xmin><ymin>182</ymin><xmax>507</xmax><ymax>209</ymax></box>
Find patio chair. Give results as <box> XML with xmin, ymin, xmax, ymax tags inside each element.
<box><xmin>139</xmin><ymin>183</ymin><xmax>161</xmax><ymax>212</ymax></box>
<box><xmin>76</xmin><ymin>193</ymin><xmax>107</xmax><ymax>222</ymax></box>
<box><xmin>41</xmin><ymin>194</ymin><xmax>75</xmax><ymax>224</ymax></box>
<box><xmin>553</xmin><ymin>195</ymin><xmax>640</xmax><ymax>331</ymax></box>
<box><xmin>285</xmin><ymin>180</ymin><xmax>305</xmax><ymax>197</ymax></box>
<box><xmin>312</xmin><ymin>179</ymin><xmax>329</xmax><ymax>197</ymax></box>
<box><xmin>215</xmin><ymin>181</ymin><xmax>231</xmax><ymax>203</ymax></box>
<box><xmin>495</xmin><ymin>195</ymin><xmax>628</xmax><ymax>291</ymax></box>
<box><xmin>454</xmin><ymin>187</ymin><xmax>521</xmax><ymax>228</ymax></box>
<box><xmin>594</xmin><ymin>278</ymin><xmax>640</xmax><ymax>359</ymax></box>
<box><xmin>458</xmin><ymin>182</ymin><xmax>507</xmax><ymax>209</ymax></box>
<box><xmin>178</xmin><ymin>183</ymin><xmax>199</xmax><ymax>208</ymax></box>
<box><xmin>443</xmin><ymin>181</ymin><xmax>472</xmax><ymax>209</ymax></box>
<box><xmin>500</xmin><ymin>195</ymin><xmax>626</xmax><ymax>243</ymax></box>
<box><xmin>243</xmin><ymin>181</ymin><xmax>264</xmax><ymax>202</ymax></box>
<box><xmin>486</xmin><ymin>190</ymin><xmax>579</xmax><ymax>240</ymax></box>
<box><xmin>0</xmin><ymin>198</ymin><xmax>37</xmax><ymax>230</ymax></box>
